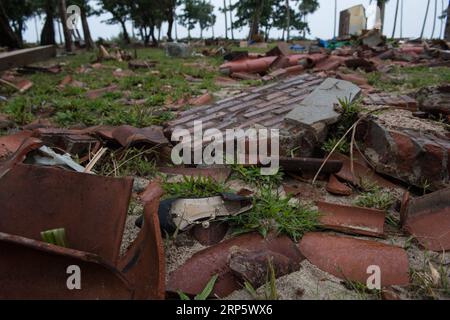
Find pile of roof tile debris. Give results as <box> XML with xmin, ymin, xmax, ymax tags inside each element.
<box><xmin>0</xmin><ymin>41</ymin><xmax>449</xmax><ymax>300</ymax></box>
<box><xmin>219</xmin><ymin>34</ymin><xmax>450</xmax><ymax>85</ymax></box>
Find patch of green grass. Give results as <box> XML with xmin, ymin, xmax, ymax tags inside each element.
<box><xmin>322</xmin><ymin>137</ymin><xmax>351</xmax><ymax>154</ymax></box>
<box><xmin>228</xmin><ymin>187</ymin><xmax>319</xmax><ymax>241</ymax></box>
<box><xmin>0</xmin><ymin>48</ymin><xmax>220</xmax><ymax>128</ymax></box>
<box><xmin>322</xmin><ymin>97</ymin><xmax>361</xmax><ymax>155</ymax></box>
<box><xmin>231</xmin><ymin>165</ymin><xmax>284</xmax><ymax>188</ymax></box>
<box><xmin>353</xmin><ymin>183</ymin><xmax>395</xmax><ymax>211</ymax></box>
<box><xmin>162</xmin><ymin>176</ymin><xmax>228</xmax><ymax>199</ymax></box>
<box><xmin>367</xmin><ymin>66</ymin><xmax>450</xmax><ymax>92</ymax></box>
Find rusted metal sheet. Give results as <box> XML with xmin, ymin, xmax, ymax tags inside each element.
<box><xmin>167</xmin><ymin>233</ymin><xmax>304</xmax><ymax>297</ymax></box>
<box><xmin>0</xmin><ymin>163</ymin><xmax>133</xmax><ymax>264</ymax></box>
<box><xmin>0</xmin><ymin>137</ymin><xmax>42</xmax><ymax>178</ymax></box>
<box><xmin>299</xmin><ymin>233</ymin><xmax>410</xmax><ymax>286</ymax></box>
<box><xmin>317</xmin><ymin>201</ymin><xmax>385</xmax><ymax>237</ymax></box>
<box><xmin>0</xmin><ymin>45</ymin><xmax>57</xmax><ymax>72</ymax></box>
<box><xmin>0</xmin><ymin>163</ymin><xmax>166</xmax><ymax>299</ymax></box>
<box><xmin>158</xmin><ymin>166</ymin><xmax>231</xmax><ymax>183</ymax></box>
<box><xmin>0</xmin><ymin>232</ymin><xmax>133</xmax><ymax>300</ymax></box>
<box><xmin>401</xmin><ymin>189</ymin><xmax>450</xmax><ymax>251</ymax></box>
<box><xmin>280</xmin><ymin>157</ymin><xmax>343</xmax><ymax>174</ymax></box>
<box><xmin>119</xmin><ymin>182</ymin><xmax>166</xmax><ymax>300</ymax></box>
<box><xmin>112</xmin><ymin>125</ymin><xmax>169</xmax><ymax>147</ymax></box>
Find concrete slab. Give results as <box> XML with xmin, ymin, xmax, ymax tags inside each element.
<box><xmin>284</xmin><ymin>78</ymin><xmax>361</xmax><ymax>127</ymax></box>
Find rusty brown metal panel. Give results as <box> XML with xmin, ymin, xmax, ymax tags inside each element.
<box><xmin>317</xmin><ymin>201</ymin><xmax>385</xmax><ymax>237</ymax></box>
<box><xmin>167</xmin><ymin>233</ymin><xmax>304</xmax><ymax>298</ymax></box>
<box><xmin>401</xmin><ymin>189</ymin><xmax>450</xmax><ymax>251</ymax></box>
<box><xmin>299</xmin><ymin>233</ymin><xmax>410</xmax><ymax>286</ymax></box>
<box><xmin>0</xmin><ymin>232</ymin><xmax>133</xmax><ymax>300</ymax></box>
<box><xmin>119</xmin><ymin>182</ymin><xmax>166</xmax><ymax>300</ymax></box>
<box><xmin>0</xmin><ymin>164</ymin><xmax>133</xmax><ymax>265</ymax></box>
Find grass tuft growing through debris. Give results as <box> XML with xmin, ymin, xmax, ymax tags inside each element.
<box><xmin>162</xmin><ymin>176</ymin><xmax>228</xmax><ymax>199</ymax></box>
<box><xmin>228</xmin><ymin>187</ymin><xmax>319</xmax><ymax>242</ymax></box>
<box><xmin>231</xmin><ymin>164</ymin><xmax>284</xmax><ymax>188</ymax></box>
<box><xmin>353</xmin><ymin>179</ymin><xmax>395</xmax><ymax>211</ymax></box>
<box><xmin>97</xmin><ymin>147</ymin><xmax>158</xmax><ymax>178</ymax></box>
<box><xmin>321</xmin><ymin>97</ymin><xmax>361</xmax><ymax>155</ymax></box>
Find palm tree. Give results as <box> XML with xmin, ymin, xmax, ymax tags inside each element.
<box><xmin>333</xmin><ymin>0</ymin><xmax>337</xmax><ymax>38</ymax></box>
<box><xmin>392</xmin><ymin>0</ymin><xmax>400</xmax><ymax>38</ymax></box>
<box><xmin>445</xmin><ymin>0</ymin><xmax>450</xmax><ymax>40</ymax></box>
<box><xmin>421</xmin><ymin>0</ymin><xmax>431</xmax><ymax>39</ymax></box>
<box><xmin>431</xmin><ymin>0</ymin><xmax>438</xmax><ymax>38</ymax></box>
<box><xmin>229</xmin><ymin>0</ymin><xmax>234</xmax><ymax>40</ymax></box>
<box><xmin>223</xmin><ymin>0</ymin><xmax>228</xmax><ymax>39</ymax></box>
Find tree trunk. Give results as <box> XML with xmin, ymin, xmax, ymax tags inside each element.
<box><xmin>377</xmin><ymin>0</ymin><xmax>386</xmax><ymax>33</ymax></box>
<box><xmin>421</xmin><ymin>0</ymin><xmax>431</xmax><ymax>39</ymax></box>
<box><xmin>16</xmin><ymin>20</ymin><xmax>24</xmax><ymax>46</ymax></box>
<box><xmin>392</xmin><ymin>0</ymin><xmax>400</xmax><ymax>38</ymax></box>
<box><xmin>150</xmin><ymin>25</ymin><xmax>157</xmax><ymax>45</ymax></box>
<box><xmin>167</xmin><ymin>11</ymin><xmax>174</xmax><ymax>41</ymax></box>
<box><xmin>440</xmin><ymin>0</ymin><xmax>445</xmax><ymax>38</ymax></box>
<box><xmin>286</xmin><ymin>0</ymin><xmax>290</xmax><ymax>41</ymax></box>
<box><xmin>80</xmin><ymin>8</ymin><xmax>95</xmax><ymax>50</ymax></box>
<box><xmin>58</xmin><ymin>0</ymin><xmax>74</xmax><ymax>52</ymax></box>
<box><xmin>229</xmin><ymin>0</ymin><xmax>234</xmax><ymax>39</ymax></box>
<box><xmin>0</xmin><ymin>1</ymin><xmax>21</xmax><ymax>48</ymax></box>
<box><xmin>445</xmin><ymin>1</ymin><xmax>450</xmax><ymax>40</ymax></box>
<box><xmin>431</xmin><ymin>0</ymin><xmax>438</xmax><ymax>38</ymax></box>
<box><xmin>248</xmin><ymin>0</ymin><xmax>263</xmax><ymax>41</ymax></box>
<box><xmin>333</xmin><ymin>0</ymin><xmax>337</xmax><ymax>38</ymax></box>
<box><xmin>223</xmin><ymin>0</ymin><xmax>228</xmax><ymax>39</ymax></box>
<box><xmin>119</xmin><ymin>20</ymin><xmax>131</xmax><ymax>44</ymax></box>
<box><xmin>41</xmin><ymin>0</ymin><xmax>56</xmax><ymax>45</ymax></box>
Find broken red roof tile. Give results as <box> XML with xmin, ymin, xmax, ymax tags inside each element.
<box><xmin>401</xmin><ymin>189</ymin><xmax>450</xmax><ymax>252</ymax></box>
<box><xmin>0</xmin><ymin>130</ymin><xmax>34</xmax><ymax>160</ymax></box>
<box><xmin>219</xmin><ymin>56</ymin><xmax>278</xmax><ymax>75</ymax></box>
<box><xmin>167</xmin><ymin>233</ymin><xmax>304</xmax><ymax>297</ymax></box>
<box><xmin>86</xmin><ymin>84</ymin><xmax>119</xmax><ymax>100</ymax></box>
<box><xmin>317</xmin><ymin>201</ymin><xmax>385</xmax><ymax>237</ymax></box>
<box><xmin>330</xmin><ymin>152</ymin><xmax>398</xmax><ymax>189</ymax></box>
<box><xmin>190</xmin><ymin>221</ymin><xmax>229</xmax><ymax>246</ymax></box>
<box><xmin>111</xmin><ymin>125</ymin><xmax>169</xmax><ymax>147</ymax></box>
<box><xmin>326</xmin><ymin>174</ymin><xmax>353</xmax><ymax>196</ymax></box>
<box><xmin>299</xmin><ymin>232</ymin><xmax>409</xmax><ymax>286</ymax></box>
<box><xmin>189</xmin><ymin>93</ymin><xmax>213</xmax><ymax>106</ymax></box>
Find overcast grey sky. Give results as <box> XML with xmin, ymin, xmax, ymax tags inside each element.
<box><xmin>23</xmin><ymin>0</ymin><xmax>449</xmax><ymax>43</ymax></box>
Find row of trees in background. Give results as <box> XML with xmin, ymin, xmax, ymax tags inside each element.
<box><xmin>0</xmin><ymin>0</ymin><xmax>449</xmax><ymax>50</ymax></box>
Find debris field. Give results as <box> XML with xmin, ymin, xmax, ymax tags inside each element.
<box><xmin>0</xmin><ymin>33</ymin><xmax>449</xmax><ymax>300</ymax></box>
